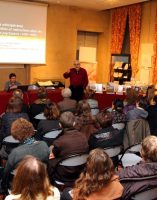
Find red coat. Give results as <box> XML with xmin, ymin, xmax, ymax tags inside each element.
<box><xmin>63</xmin><ymin>67</ymin><xmax>88</xmax><ymax>89</ymax></box>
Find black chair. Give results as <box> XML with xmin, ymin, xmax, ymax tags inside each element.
<box><xmin>53</xmin><ymin>153</ymin><xmax>88</xmax><ymax>191</ymax></box>
<box><xmin>118</xmin><ymin>143</ymin><xmax>142</xmax><ymax>167</ymax></box>
<box><xmin>42</xmin><ymin>129</ymin><xmax>62</xmax><ymax>146</ymax></box>
<box><xmin>104</xmin><ymin>145</ymin><xmax>122</xmax><ymax>167</ymax></box>
<box><xmin>1</xmin><ymin>135</ymin><xmax>20</xmax><ymax>156</ymax></box>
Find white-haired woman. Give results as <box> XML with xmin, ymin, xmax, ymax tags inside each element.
<box><xmin>57</xmin><ymin>88</ymin><xmax>77</xmax><ymax>113</ymax></box>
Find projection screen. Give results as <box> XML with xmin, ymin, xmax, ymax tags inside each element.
<box><xmin>0</xmin><ymin>0</ymin><xmax>47</xmax><ymax>64</ymax></box>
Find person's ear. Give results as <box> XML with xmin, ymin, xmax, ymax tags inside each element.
<box><xmin>73</xmin><ymin>121</ymin><xmax>76</xmax><ymax>127</ymax></box>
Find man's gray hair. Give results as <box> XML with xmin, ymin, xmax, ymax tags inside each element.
<box><xmin>60</xmin><ymin>111</ymin><xmax>75</xmax><ymax>128</ymax></box>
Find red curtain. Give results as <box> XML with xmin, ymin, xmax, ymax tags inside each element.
<box><xmin>152</xmin><ymin>9</ymin><xmax>157</xmax><ymax>84</ymax></box>
<box><xmin>128</xmin><ymin>4</ymin><xmax>142</xmax><ymax>77</ymax></box>
<box><xmin>110</xmin><ymin>7</ymin><xmax>128</xmax><ymax>80</ymax></box>
<box><xmin>111</xmin><ymin>7</ymin><xmax>128</xmax><ymax>54</ymax></box>
<box><xmin>110</xmin><ymin>4</ymin><xmax>142</xmax><ymax>79</ymax></box>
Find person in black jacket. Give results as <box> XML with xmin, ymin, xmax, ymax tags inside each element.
<box><xmin>89</xmin><ymin>110</ymin><xmax>123</xmax><ymax>150</ymax></box>
<box><xmin>117</xmin><ymin>135</ymin><xmax>157</xmax><ymax>200</ymax></box>
<box><xmin>147</xmin><ymin>95</ymin><xmax>157</xmax><ymax>135</ymax></box>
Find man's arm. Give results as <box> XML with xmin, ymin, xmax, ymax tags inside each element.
<box><xmin>63</xmin><ymin>70</ymin><xmax>70</xmax><ymax>79</ymax></box>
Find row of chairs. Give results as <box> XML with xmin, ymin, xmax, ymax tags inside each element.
<box><xmin>1</xmin><ymin>136</ymin><xmax>157</xmax><ymax>200</ymax></box>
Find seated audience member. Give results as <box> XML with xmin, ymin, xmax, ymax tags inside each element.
<box><xmin>29</xmin><ymin>87</ymin><xmax>48</xmax><ymax>128</ymax></box>
<box><xmin>111</xmin><ymin>99</ymin><xmax>126</xmax><ymax>124</ymax></box>
<box><xmin>126</xmin><ymin>96</ymin><xmax>148</xmax><ymax>121</ymax></box>
<box><xmin>1</xmin><ymin>118</ymin><xmax>49</xmax><ymax>193</ymax></box>
<box><xmin>12</xmin><ymin>89</ymin><xmax>29</xmax><ymax>114</ymax></box>
<box><xmin>4</xmin><ymin>155</ymin><xmax>60</xmax><ymax>200</ymax></box>
<box><xmin>61</xmin><ymin>148</ymin><xmax>123</xmax><ymax>200</ymax></box>
<box><xmin>4</xmin><ymin>73</ymin><xmax>21</xmax><ymax>91</ymax></box>
<box><xmin>48</xmin><ymin>111</ymin><xmax>89</xmax><ymax>183</ymax></box>
<box><xmin>37</xmin><ymin>100</ymin><xmax>60</xmax><ymax>140</ymax></box>
<box><xmin>118</xmin><ymin>135</ymin><xmax>157</xmax><ymax>200</ymax></box>
<box><xmin>123</xmin><ymin>96</ymin><xmax>150</xmax><ymax>149</ymax></box>
<box><xmin>89</xmin><ymin>110</ymin><xmax>123</xmax><ymax>150</ymax></box>
<box><xmin>0</xmin><ymin>97</ymin><xmax>29</xmax><ymax>138</ymax></box>
<box><xmin>145</xmin><ymin>85</ymin><xmax>156</xmax><ymax>105</ymax></box>
<box><xmin>75</xmin><ymin>100</ymin><xmax>100</xmax><ymax>140</ymax></box>
<box><xmin>147</xmin><ymin>95</ymin><xmax>157</xmax><ymax>136</ymax></box>
<box><xmin>57</xmin><ymin>88</ymin><xmax>77</xmax><ymax>113</ymax></box>
<box><xmin>123</xmin><ymin>88</ymin><xmax>138</xmax><ymax>114</ymax></box>
<box><xmin>85</xmin><ymin>89</ymin><xmax>99</xmax><ymax>116</ymax></box>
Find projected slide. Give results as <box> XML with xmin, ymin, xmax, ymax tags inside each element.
<box><xmin>0</xmin><ymin>1</ymin><xmax>47</xmax><ymax>64</ymax></box>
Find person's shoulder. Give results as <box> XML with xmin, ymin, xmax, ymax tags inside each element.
<box><xmin>5</xmin><ymin>194</ymin><xmax>21</xmax><ymax>200</ymax></box>
<box><xmin>80</xmin><ymin>67</ymin><xmax>87</xmax><ymax>71</ymax></box>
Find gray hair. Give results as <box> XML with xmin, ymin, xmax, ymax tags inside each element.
<box><xmin>60</xmin><ymin>111</ymin><xmax>75</xmax><ymax>128</ymax></box>
<box><xmin>61</xmin><ymin>88</ymin><xmax>72</xmax><ymax>98</ymax></box>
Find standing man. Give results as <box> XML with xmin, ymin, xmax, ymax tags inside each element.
<box><xmin>4</xmin><ymin>73</ymin><xmax>21</xmax><ymax>91</ymax></box>
<box><xmin>63</xmin><ymin>60</ymin><xmax>88</xmax><ymax>101</ymax></box>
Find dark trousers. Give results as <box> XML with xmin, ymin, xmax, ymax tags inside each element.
<box><xmin>69</xmin><ymin>85</ymin><xmax>84</xmax><ymax>102</ymax></box>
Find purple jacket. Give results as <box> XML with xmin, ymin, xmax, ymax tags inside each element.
<box><xmin>117</xmin><ymin>162</ymin><xmax>157</xmax><ymax>200</ymax></box>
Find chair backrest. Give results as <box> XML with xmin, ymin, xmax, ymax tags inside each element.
<box><xmin>59</xmin><ymin>154</ymin><xmax>88</xmax><ymax>167</ymax></box>
<box><xmin>119</xmin><ymin>143</ymin><xmax>142</xmax><ymax>167</ymax></box>
<box><xmin>112</xmin><ymin>123</ymin><xmax>125</xmax><ymax>130</ymax></box>
<box><xmin>42</xmin><ymin>129</ymin><xmax>62</xmax><ymax>146</ymax></box>
<box><xmin>43</xmin><ymin>129</ymin><xmax>62</xmax><ymax>139</ymax></box>
<box><xmin>53</xmin><ymin>153</ymin><xmax>88</xmax><ymax>190</ymax></box>
<box><xmin>131</xmin><ymin>187</ymin><xmax>157</xmax><ymax>200</ymax></box>
<box><xmin>2</xmin><ymin>135</ymin><xmax>20</xmax><ymax>156</ymax></box>
<box><xmin>34</xmin><ymin>113</ymin><xmax>46</xmax><ymax>120</ymax></box>
<box><xmin>104</xmin><ymin>146</ymin><xmax>122</xmax><ymax>158</ymax></box>
<box><xmin>3</xmin><ymin>135</ymin><xmax>20</xmax><ymax>144</ymax></box>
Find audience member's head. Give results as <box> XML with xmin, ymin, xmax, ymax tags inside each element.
<box><xmin>76</xmin><ymin>100</ymin><xmax>91</xmax><ymax>116</ymax></box>
<box><xmin>112</xmin><ymin>99</ymin><xmax>124</xmax><ymax>113</ymax></box>
<box><xmin>61</xmin><ymin>88</ymin><xmax>72</xmax><ymax>98</ymax></box>
<box><xmin>146</xmin><ymin>85</ymin><xmax>157</xmax><ymax>105</ymax></box>
<box><xmin>13</xmin><ymin>89</ymin><xmax>23</xmax><ymax>99</ymax></box>
<box><xmin>136</xmin><ymin>96</ymin><xmax>148</xmax><ymax>110</ymax></box>
<box><xmin>37</xmin><ymin>87</ymin><xmax>47</xmax><ymax>100</ymax></box>
<box><xmin>73</xmin><ymin>148</ymin><xmax>114</xmax><ymax>200</ymax></box>
<box><xmin>59</xmin><ymin>111</ymin><xmax>75</xmax><ymax>128</ymax></box>
<box><xmin>96</xmin><ymin>110</ymin><xmax>112</xmax><ymax>128</ymax></box>
<box><xmin>6</xmin><ymin>96</ymin><xmax>23</xmax><ymax>113</ymax></box>
<box><xmin>125</xmin><ymin>88</ymin><xmax>138</xmax><ymax>105</ymax></box>
<box><xmin>9</xmin><ymin>73</ymin><xmax>16</xmax><ymax>83</ymax></box>
<box><xmin>44</xmin><ymin>99</ymin><xmax>60</xmax><ymax>120</ymax></box>
<box><xmin>141</xmin><ymin>135</ymin><xmax>157</xmax><ymax>162</ymax></box>
<box><xmin>12</xmin><ymin>155</ymin><xmax>53</xmax><ymax>200</ymax></box>
<box><xmin>11</xmin><ymin>118</ymin><xmax>34</xmax><ymax>142</ymax></box>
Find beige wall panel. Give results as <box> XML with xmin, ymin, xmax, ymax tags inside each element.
<box><xmin>137</xmin><ymin>0</ymin><xmax>157</xmax><ymax>83</ymax></box>
<box><xmin>30</xmin><ymin>4</ymin><xmax>111</xmax><ymax>86</ymax></box>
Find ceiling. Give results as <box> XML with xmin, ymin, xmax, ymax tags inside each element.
<box><xmin>26</xmin><ymin>0</ymin><xmax>150</xmax><ymax>11</ymax></box>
